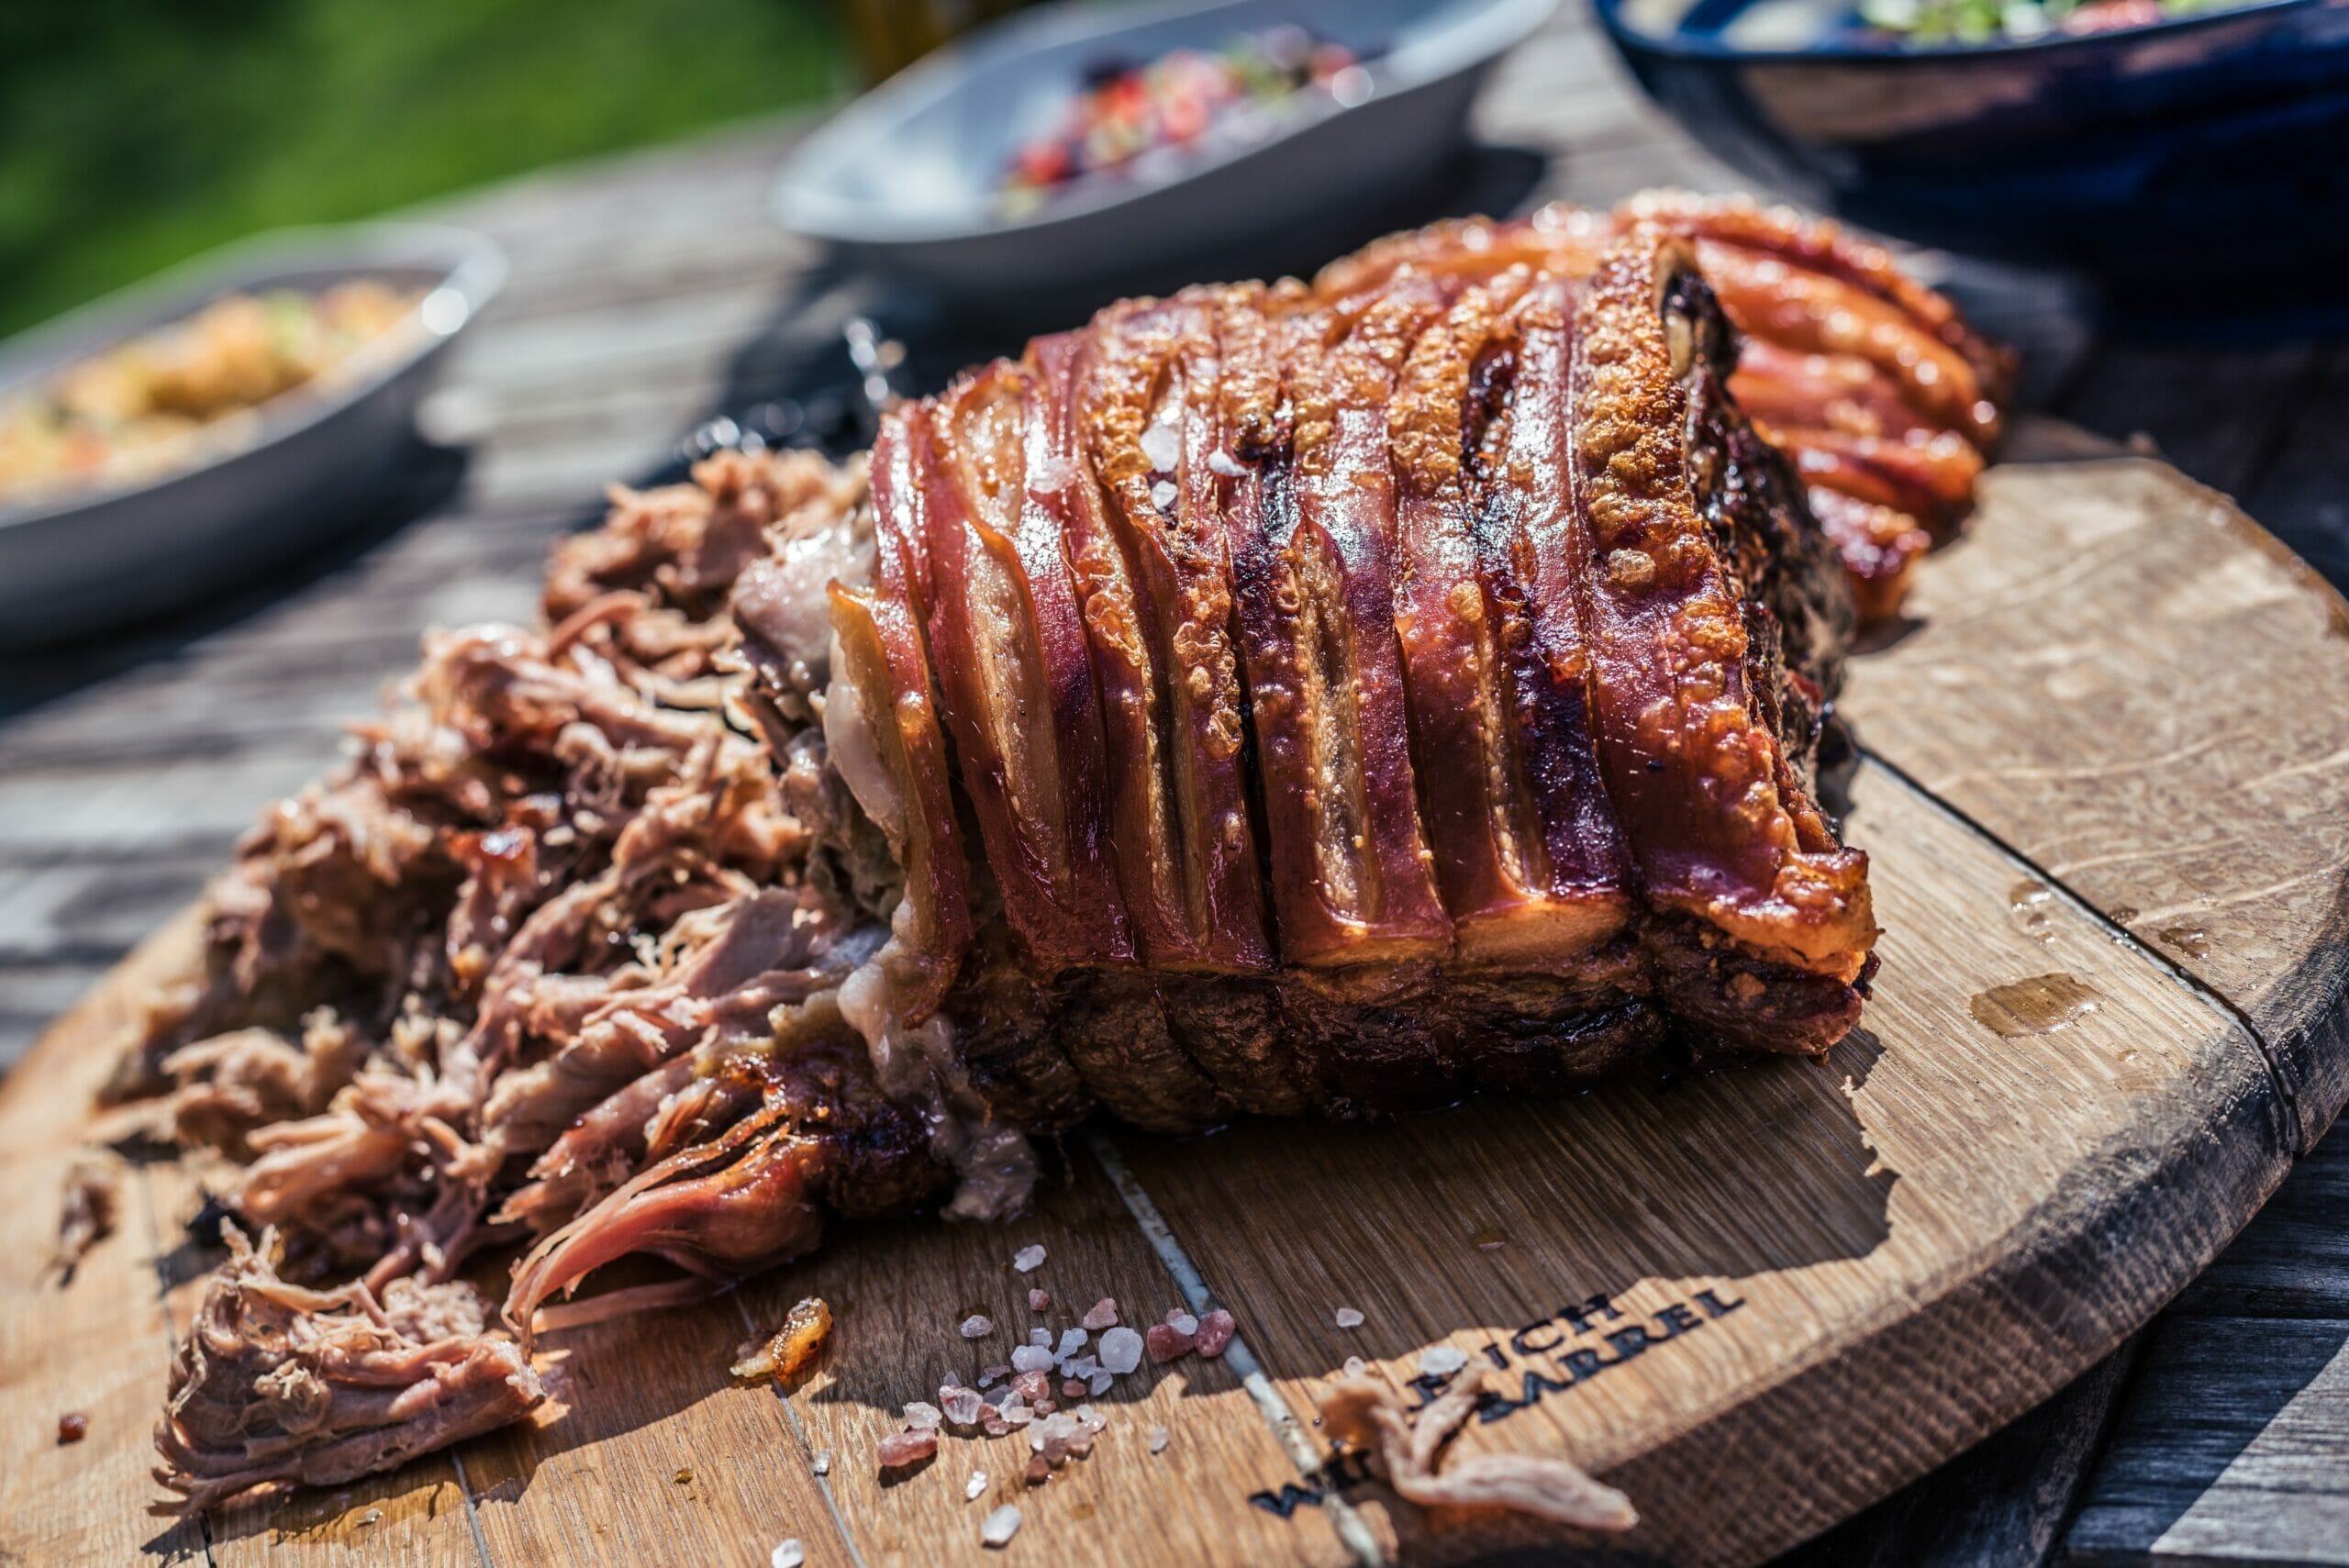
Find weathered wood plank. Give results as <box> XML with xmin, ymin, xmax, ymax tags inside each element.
<box><xmin>1842</xmin><ymin>432</ymin><xmax>2349</xmax><ymax>1151</ymax></box>
<box><xmin>2064</xmin><ymin>1316</ymin><xmax>2349</xmax><ymax>1567</ymax></box>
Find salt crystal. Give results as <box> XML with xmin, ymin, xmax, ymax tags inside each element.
<box><xmin>1097</xmin><ymin>1325</ymin><xmax>1144</xmax><ymax>1373</ymax></box>
<box><xmin>772</xmin><ymin>1540</ymin><xmax>806</xmax><ymax>1568</ymax></box>
<box><xmin>1151</xmin><ymin>479</ymin><xmax>1179</xmax><ymax>511</ymax></box>
<box><xmin>1334</xmin><ymin>1307</ymin><xmax>1364</xmax><ymax>1329</ymax></box>
<box><xmin>1028</xmin><ymin>1288</ymin><xmax>1051</xmax><ymax>1311</ymax></box>
<box><xmin>1074</xmin><ymin>1404</ymin><xmax>1103</xmax><ymax>1428</ymax></box>
<box><xmin>812</xmin><ymin>1450</ymin><xmax>832</xmax><ymax>1475</ymax></box>
<box><xmin>1028</xmin><ymin>452</ymin><xmax>1075</xmax><ymax>492</ymax></box>
<box><xmin>1418</xmin><ymin>1344</ymin><xmax>1470</xmax><ymax>1378</ymax></box>
<box><xmin>1029</xmin><ymin>1327</ymin><xmax>1052</xmax><ymax>1348</ymax></box>
<box><xmin>1145</xmin><ymin>1323</ymin><xmax>1195</xmax><ymax>1362</ymax></box>
<box><xmin>1081</xmin><ymin>1297</ymin><xmax>1118</xmax><ymax>1330</ymax></box>
<box><xmin>1163</xmin><ymin>1309</ymin><xmax>1198</xmax><ymax>1337</ymax></box>
<box><xmin>966</xmin><ymin>1468</ymin><xmax>989</xmax><ymax>1501</ymax></box>
<box><xmin>905</xmin><ymin>1400</ymin><xmax>943</xmax><ymax>1430</ymax></box>
<box><xmin>877</xmin><ymin>1429</ymin><xmax>937</xmax><ymax>1468</ymax></box>
<box><xmin>981</xmin><ymin>1503</ymin><xmax>1022</xmax><ymax>1548</ymax></box>
<box><xmin>983</xmin><ymin>1416</ymin><xmax>1010</xmax><ymax>1438</ymax></box>
<box><xmin>941</xmin><ymin>1369</ymin><xmax>965</xmax><ymax>1389</ymax></box>
<box><xmin>1063</xmin><ymin>1355</ymin><xmax>1098</xmax><ymax>1379</ymax></box>
<box><xmin>1011</xmin><ymin>1369</ymin><xmax>1052</xmax><ymax>1403</ymax></box>
<box><xmin>960</xmin><ymin>1314</ymin><xmax>994</xmax><ymax>1339</ymax></box>
<box><xmin>1063</xmin><ymin>1378</ymin><xmax>1087</xmax><ymax>1399</ymax></box>
<box><xmin>1056</xmin><ymin>1327</ymin><xmax>1088</xmax><ymax>1359</ymax></box>
<box><xmin>1002</xmin><ymin>1403</ymin><xmax>1034</xmax><ymax>1428</ymax></box>
<box><xmin>1342</xmin><ymin>1355</ymin><xmax>1368</xmax><ymax>1377</ymax></box>
<box><xmin>1033</xmin><ymin>1396</ymin><xmax>1055</xmax><ymax>1415</ymax></box>
<box><xmin>943</xmin><ymin>1387</ymin><xmax>985</xmax><ymax>1425</ymax></box>
<box><xmin>1148</xmin><ymin>1425</ymin><xmax>1171</xmax><ymax>1454</ymax></box>
<box><xmin>1088</xmin><ymin>1370</ymin><xmax>1114</xmax><ymax>1396</ymax></box>
<box><xmin>1208</xmin><ymin>450</ymin><xmax>1247</xmax><ymax>478</ymax></box>
<box><xmin>980</xmin><ymin>1364</ymin><xmax>1011</xmax><ymax>1385</ymax></box>
<box><xmin>999</xmin><ymin>1390</ymin><xmax>1028</xmax><ymax>1416</ymax></box>
<box><xmin>1139</xmin><ymin>422</ymin><xmax>1180</xmax><ymax>472</ymax></box>
<box><xmin>1012</xmin><ymin>1243</ymin><xmax>1047</xmax><ymax>1273</ymax></box>
<box><xmin>1011</xmin><ymin>1344</ymin><xmax>1054</xmax><ymax>1373</ymax></box>
<box><xmin>1025</xmin><ymin>1451</ymin><xmax>1051</xmax><ymax>1485</ymax></box>
<box><xmin>1196</xmin><ymin>1308</ymin><xmax>1236</xmax><ymax>1358</ymax></box>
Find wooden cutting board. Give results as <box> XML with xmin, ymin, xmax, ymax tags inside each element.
<box><xmin>5</xmin><ymin>421</ymin><xmax>2346</xmax><ymax>1568</ymax></box>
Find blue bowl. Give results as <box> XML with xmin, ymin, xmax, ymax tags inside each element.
<box><xmin>1591</xmin><ymin>0</ymin><xmax>2349</xmax><ymax>312</ymax></box>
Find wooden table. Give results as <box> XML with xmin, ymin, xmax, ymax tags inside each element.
<box><xmin>3</xmin><ymin>10</ymin><xmax>2343</xmax><ymax>1565</ymax></box>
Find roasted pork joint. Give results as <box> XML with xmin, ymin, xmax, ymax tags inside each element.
<box><xmin>819</xmin><ymin>221</ymin><xmax>1876</xmax><ymax>1135</ymax></box>
<box><xmin>116</xmin><ymin>194</ymin><xmax>2001</xmax><ymax>1512</ymax></box>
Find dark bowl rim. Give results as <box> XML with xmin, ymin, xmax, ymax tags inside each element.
<box><xmin>1590</xmin><ymin>0</ymin><xmax>2318</xmax><ymax>63</ymax></box>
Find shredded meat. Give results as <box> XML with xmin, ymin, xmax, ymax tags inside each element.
<box><xmin>1318</xmin><ymin>1371</ymin><xmax>1637</xmax><ymax>1532</ymax></box>
<box><xmin>51</xmin><ymin>1149</ymin><xmax>124</xmax><ymax>1284</ymax></box>
<box><xmin>154</xmin><ymin>1226</ymin><xmax>542</xmax><ymax>1513</ymax></box>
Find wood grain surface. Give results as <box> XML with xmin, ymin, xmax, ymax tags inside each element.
<box><xmin>6</xmin><ymin>10</ymin><xmax>2349</xmax><ymax>1566</ymax></box>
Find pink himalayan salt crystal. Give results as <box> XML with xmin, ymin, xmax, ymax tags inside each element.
<box><xmin>1029</xmin><ymin>1288</ymin><xmax>1052</xmax><ymax>1311</ymax></box>
<box><xmin>1145</xmin><ymin>1323</ymin><xmax>1195</xmax><ymax>1362</ymax></box>
<box><xmin>1334</xmin><ymin>1307</ymin><xmax>1364</xmax><ymax>1329</ymax></box>
<box><xmin>1033</xmin><ymin>1396</ymin><xmax>1055</xmax><ymax>1415</ymax></box>
<box><xmin>1011</xmin><ymin>1344</ymin><xmax>1054</xmax><ymax>1373</ymax></box>
<box><xmin>1062</xmin><ymin>1377</ymin><xmax>1087</xmax><ymax>1399</ymax></box>
<box><xmin>1195</xmin><ymin>1309</ymin><xmax>1236</xmax><ymax>1358</ymax></box>
<box><xmin>1081</xmin><ymin>1298</ymin><xmax>1119</xmax><ymax>1331</ymax></box>
<box><xmin>1025</xmin><ymin>1452</ymin><xmax>1051</xmax><ymax>1485</ymax></box>
<box><xmin>979</xmin><ymin>1364</ymin><xmax>1012</xmax><ymax>1385</ymax></box>
<box><xmin>1012</xmin><ymin>1243</ymin><xmax>1047</xmax><ymax>1273</ymax></box>
<box><xmin>1163</xmin><ymin>1309</ymin><xmax>1199</xmax><ymax>1337</ymax></box>
<box><xmin>942</xmin><ymin>1387</ymin><xmax>985</xmax><ymax>1426</ymax></box>
<box><xmin>959</xmin><ymin>1314</ymin><xmax>994</xmax><ymax>1339</ymax></box>
<box><xmin>905</xmin><ymin>1400</ymin><xmax>943</xmax><ymax>1430</ymax></box>
<box><xmin>1010</xmin><ymin>1369</ymin><xmax>1052</xmax><ymax>1404</ymax></box>
<box><xmin>877</xmin><ymin>1429</ymin><xmax>938</xmax><ymax>1469</ymax></box>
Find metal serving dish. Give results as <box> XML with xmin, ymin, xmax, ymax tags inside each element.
<box><xmin>0</xmin><ymin>222</ymin><xmax>505</xmax><ymax>651</ymax></box>
<box><xmin>771</xmin><ymin>0</ymin><xmax>1558</xmax><ymax>302</ymax></box>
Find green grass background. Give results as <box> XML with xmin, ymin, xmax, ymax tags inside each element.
<box><xmin>0</xmin><ymin>0</ymin><xmax>848</xmax><ymax>339</ymax></box>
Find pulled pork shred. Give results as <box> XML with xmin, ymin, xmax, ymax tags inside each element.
<box><xmin>114</xmin><ymin>449</ymin><xmax>954</xmax><ymax>1510</ymax></box>
<box><xmin>1317</xmin><ymin>1372</ymin><xmax>1638</xmax><ymax>1533</ymax></box>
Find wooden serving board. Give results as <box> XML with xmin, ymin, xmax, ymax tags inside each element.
<box><xmin>6</xmin><ymin>421</ymin><xmax>2347</xmax><ymax>1568</ymax></box>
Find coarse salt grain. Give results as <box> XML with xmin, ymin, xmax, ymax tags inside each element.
<box><xmin>1081</xmin><ymin>1297</ymin><xmax>1118</xmax><ymax>1330</ymax></box>
<box><xmin>1196</xmin><ymin>1308</ymin><xmax>1236</xmax><ymax>1358</ymax></box>
<box><xmin>1208</xmin><ymin>449</ymin><xmax>1247</xmax><ymax>478</ymax></box>
<box><xmin>1029</xmin><ymin>1327</ymin><xmax>1052</xmax><ymax>1348</ymax></box>
<box><xmin>772</xmin><ymin>1540</ymin><xmax>806</xmax><ymax>1568</ymax></box>
<box><xmin>812</xmin><ymin>1450</ymin><xmax>832</xmax><ymax>1475</ymax></box>
<box><xmin>1028</xmin><ymin>1288</ymin><xmax>1051</xmax><ymax>1311</ymax></box>
<box><xmin>1342</xmin><ymin>1355</ymin><xmax>1368</xmax><ymax>1377</ymax></box>
<box><xmin>1012</xmin><ymin>1243</ymin><xmax>1047</xmax><ymax>1273</ymax></box>
<box><xmin>941</xmin><ymin>1369</ymin><xmax>964</xmax><ymax>1389</ymax></box>
<box><xmin>1145</xmin><ymin>1323</ymin><xmax>1194</xmax><ymax>1362</ymax></box>
<box><xmin>1063</xmin><ymin>1377</ymin><xmax>1087</xmax><ymax>1399</ymax></box>
<box><xmin>1418</xmin><ymin>1344</ymin><xmax>1470</xmax><ymax>1378</ymax></box>
<box><xmin>960</xmin><ymin>1314</ymin><xmax>994</xmax><ymax>1339</ymax></box>
<box><xmin>1163</xmin><ymin>1309</ymin><xmax>1198</xmax><ymax>1337</ymax></box>
<box><xmin>905</xmin><ymin>1400</ymin><xmax>942</xmax><ymax>1430</ymax></box>
<box><xmin>1151</xmin><ymin>479</ymin><xmax>1179</xmax><ymax>511</ymax></box>
<box><xmin>1087</xmin><ymin>1370</ymin><xmax>1113</xmax><ymax>1396</ymax></box>
<box><xmin>1063</xmin><ymin>1355</ymin><xmax>1098</xmax><ymax>1379</ymax></box>
<box><xmin>981</xmin><ymin>1503</ymin><xmax>1022</xmax><ymax>1548</ymax></box>
<box><xmin>1139</xmin><ymin>421</ymin><xmax>1180</xmax><ymax>472</ymax></box>
<box><xmin>1097</xmin><ymin>1325</ymin><xmax>1144</xmax><ymax>1373</ymax></box>
<box><xmin>1055</xmin><ymin>1327</ymin><xmax>1088</xmax><ymax>1358</ymax></box>
<box><xmin>943</xmin><ymin>1387</ymin><xmax>985</xmax><ymax>1425</ymax></box>
<box><xmin>1334</xmin><ymin>1307</ymin><xmax>1365</xmax><ymax>1329</ymax></box>
<box><xmin>1011</xmin><ymin>1344</ymin><xmax>1054</xmax><ymax>1373</ymax></box>
<box><xmin>877</xmin><ymin>1429</ymin><xmax>937</xmax><ymax>1468</ymax></box>
<box><xmin>1149</xmin><ymin>1425</ymin><xmax>1171</xmax><ymax>1454</ymax></box>
<box><xmin>980</xmin><ymin>1363</ymin><xmax>1011</xmax><ymax>1385</ymax></box>
<box><xmin>966</xmin><ymin>1468</ymin><xmax>989</xmax><ymax>1501</ymax></box>
<box><xmin>1011</xmin><ymin>1369</ymin><xmax>1052</xmax><ymax>1403</ymax></box>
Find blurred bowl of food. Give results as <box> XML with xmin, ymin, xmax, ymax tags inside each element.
<box><xmin>1592</xmin><ymin>0</ymin><xmax>2349</xmax><ymax>313</ymax></box>
<box><xmin>0</xmin><ymin>222</ymin><xmax>503</xmax><ymax>651</ymax></box>
<box><xmin>772</xmin><ymin>0</ymin><xmax>1559</xmax><ymax>303</ymax></box>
